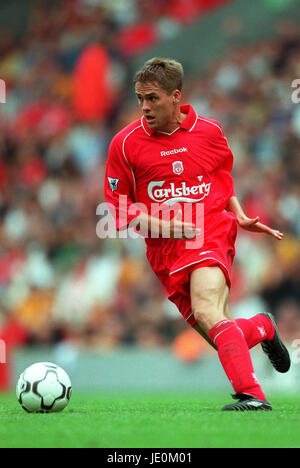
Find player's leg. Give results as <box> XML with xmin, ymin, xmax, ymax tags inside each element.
<box><xmin>190</xmin><ymin>266</ymin><xmax>232</xmax><ymax>332</ymax></box>
<box><xmin>235</xmin><ymin>314</ymin><xmax>274</xmax><ymax>348</ymax></box>
<box><xmin>192</xmin><ymin>292</ymin><xmax>235</xmax><ymax>350</ymax></box>
<box><xmin>233</xmin><ymin>307</ymin><xmax>290</xmax><ymax>373</ymax></box>
<box><xmin>223</xmin><ymin>303</ymin><xmax>273</xmax><ymax>348</ymax></box>
<box><xmin>192</xmin><ymin>298</ymin><xmax>235</xmax><ymax>350</ymax></box>
<box><xmin>193</xmin><ymin>322</ymin><xmax>216</xmax><ymax>350</ymax></box>
<box><xmin>170</xmin><ymin>291</ymin><xmax>217</xmax><ymax>350</ymax></box>
<box><xmin>190</xmin><ymin>266</ymin><xmax>267</xmax><ymax>402</ymax></box>
<box><xmin>193</xmin><ymin>303</ymin><xmax>290</xmax><ymax>373</ymax></box>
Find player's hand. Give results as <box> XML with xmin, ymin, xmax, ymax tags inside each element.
<box><xmin>169</xmin><ymin>209</ymin><xmax>201</xmax><ymax>239</ymax></box>
<box><xmin>236</xmin><ymin>215</ymin><xmax>284</xmax><ymax>240</ymax></box>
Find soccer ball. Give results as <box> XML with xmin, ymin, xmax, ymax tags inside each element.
<box><xmin>16</xmin><ymin>362</ymin><xmax>72</xmax><ymax>413</ymax></box>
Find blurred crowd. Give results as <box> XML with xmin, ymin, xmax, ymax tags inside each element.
<box><xmin>0</xmin><ymin>0</ymin><xmax>299</xmax><ymax>358</ymax></box>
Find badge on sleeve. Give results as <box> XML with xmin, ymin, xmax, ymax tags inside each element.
<box><xmin>108</xmin><ymin>177</ymin><xmax>119</xmax><ymax>192</ymax></box>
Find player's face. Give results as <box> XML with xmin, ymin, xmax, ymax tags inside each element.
<box><xmin>135</xmin><ymin>81</ymin><xmax>180</xmax><ymax>132</ymax></box>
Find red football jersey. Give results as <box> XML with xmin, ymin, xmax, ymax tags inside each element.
<box><xmin>105</xmin><ymin>104</ymin><xmax>235</xmax><ymax>238</ymax></box>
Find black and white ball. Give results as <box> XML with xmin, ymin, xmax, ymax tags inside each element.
<box><xmin>16</xmin><ymin>362</ymin><xmax>72</xmax><ymax>413</ymax></box>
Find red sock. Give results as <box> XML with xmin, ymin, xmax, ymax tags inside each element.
<box><xmin>208</xmin><ymin>320</ymin><xmax>266</xmax><ymax>401</ymax></box>
<box><xmin>236</xmin><ymin>315</ymin><xmax>275</xmax><ymax>350</ymax></box>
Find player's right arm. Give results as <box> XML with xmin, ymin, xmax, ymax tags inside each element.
<box><xmin>104</xmin><ymin>134</ymin><xmax>141</xmax><ymax>231</ymax></box>
<box><xmin>134</xmin><ymin>209</ymin><xmax>201</xmax><ymax>240</ymax></box>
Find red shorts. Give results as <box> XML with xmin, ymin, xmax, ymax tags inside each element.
<box><xmin>146</xmin><ymin>212</ymin><xmax>237</xmax><ymax>328</ymax></box>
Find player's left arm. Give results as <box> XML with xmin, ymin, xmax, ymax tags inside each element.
<box><xmin>215</xmin><ymin>124</ymin><xmax>283</xmax><ymax>241</ymax></box>
<box><xmin>226</xmin><ymin>196</ymin><xmax>284</xmax><ymax>240</ymax></box>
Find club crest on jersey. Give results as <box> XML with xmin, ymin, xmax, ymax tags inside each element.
<box><xmin>108</xmin><ymin>177</ymin><xmax>119</xmax><ymax>192</ymax></box>
<box><xmin>172</xmin><ymin>161</ymin><xmax>184</xmax><ymax>175</ymax></box>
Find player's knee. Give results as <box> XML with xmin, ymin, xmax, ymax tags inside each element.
<box><xmin>192</xmin><ymin>306</ymin><xmax>228</xmax><ymax>331</ymax></box>
<box><xmin>191</xmin><ymin>288</ymin><xmax>226</xmax><ymax>330</ymax></box>
<box><xmin>192</xmin><ymin>308</ymin><xmax>210</xmax><ymax>328</ymax></box>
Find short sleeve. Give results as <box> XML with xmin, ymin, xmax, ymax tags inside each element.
<box><xmin>104</xmin><ymin>135</ymin><xmax>140</xmax><ymax>230</ymax></box>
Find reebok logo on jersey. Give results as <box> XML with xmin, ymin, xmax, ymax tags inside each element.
<box><xmin>161</xmin><ymin>147</ymin><xmax>188</xmax><ymax>157</ymax></box>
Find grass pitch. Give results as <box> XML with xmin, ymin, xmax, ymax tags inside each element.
<box><xmin>1</xmin><ymin>391</ymin><xmax>300</xmax><ymax>448</ymax></box>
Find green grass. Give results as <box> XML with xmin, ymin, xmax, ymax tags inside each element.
<box><xmin>1</xmin><ymin>391</ymin><xmax>300</xmax><ymax>448</ymax></box>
